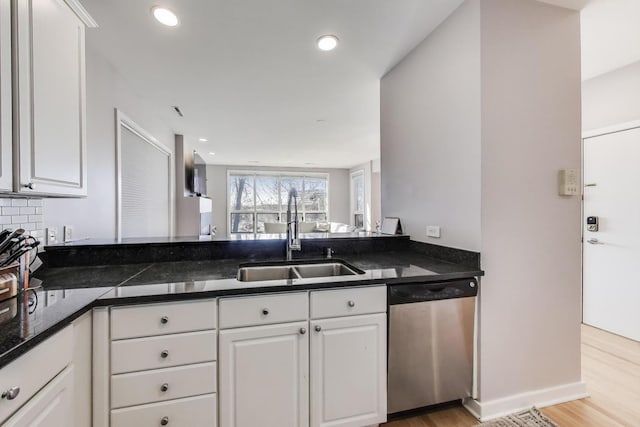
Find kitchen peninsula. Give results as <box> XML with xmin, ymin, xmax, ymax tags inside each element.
<box><xmin>0</xmin><ymin>234</ymin><xmax>481</xmax><ymax>426</ymax></box>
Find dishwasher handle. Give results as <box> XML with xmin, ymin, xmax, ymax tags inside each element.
<box><xmin>388</xmin><ymin>278</ymin><xmax>478</xmax><ymax>305</ymax></box>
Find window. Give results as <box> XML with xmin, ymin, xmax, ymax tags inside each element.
<box><xmin>228</xmin><ymin>171</ymin><xmax>329</xmax><ymax>233</ymax></box>
<box><xmin>351</xmin><ymin>170</ymin><xmax>364</xmax><ymax>230</ymax></box>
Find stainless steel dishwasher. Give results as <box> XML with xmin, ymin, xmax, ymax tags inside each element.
<box><xmin>387</xmin><ymin>278</ymin><xmax>478</xmax><ymax>415</ymax></box>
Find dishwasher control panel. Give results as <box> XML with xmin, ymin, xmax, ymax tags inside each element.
<box><xmin>388</xmin><ymin>279</ymin><xmax>478</xmax><ymax>305</ymax></box>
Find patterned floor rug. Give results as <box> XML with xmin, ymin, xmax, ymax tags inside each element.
<box><xmin>473</xmin><ymin>407</ymin><xmax>559</xmax><ymax>427</ymax></box>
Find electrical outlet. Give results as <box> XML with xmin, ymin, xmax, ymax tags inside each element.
<box><xmin>426</xmin><ymin>225</ymin><xmax>441</xmax><ymax>238</ymax></box>
<box><xmin>63</xmin><ymin>226</ymin><xmax>72</xmax><ymax>242</ymax></box>
<box><xmin>46</xmin><ymin>227</ymin><xmax>58</xmax><ymax>245</ymax></box>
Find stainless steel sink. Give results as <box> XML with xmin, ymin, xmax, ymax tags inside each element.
<box><xmin>237</xmin><ymin>266</ymin><xmax>300</xmax><ymax>282</ymax></box>
<box><xmin>237</xmin><ymin>260</ymin><xmax>362</xmax><ymax>282</ymax></box>
<box><xmin>294</xmin><ymin>263</ymin><xmax>356</xmax><ymax>279</ymax></box>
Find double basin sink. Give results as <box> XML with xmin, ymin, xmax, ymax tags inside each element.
<box><xmin>237</xmin><ymin>259</ymin><xmax>364</xmax><ymax>282</ymax></box>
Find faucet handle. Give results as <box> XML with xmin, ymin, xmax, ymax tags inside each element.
<box><xmin>324</xmin><ymin>247</ymin><xmax>333</xmax><ymax>258</ymax></box>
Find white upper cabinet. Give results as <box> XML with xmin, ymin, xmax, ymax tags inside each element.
<box><xmin>0</xmin><ymin>0</ymin><xmax>12</xmax><ymax>192</ymax></box>
<box><xmin>13</xmin><ymin>0</ymin><xmax>96</xmax><ymax>196</ymax></box>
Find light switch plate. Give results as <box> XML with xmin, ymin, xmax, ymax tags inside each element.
<box><xmin>426</xmin><ymin>225</ymin><xmax>441</xmax><ymax>238</ymax></box>
<box><xmin>46</xmin><ymin>227</ymin><xmax>58</xmax><ymax>245</ymax></box>
<box><xmin>63</xmin><ymin>226</ymin><xmax>72</xmax><ymax>242</ymax></box>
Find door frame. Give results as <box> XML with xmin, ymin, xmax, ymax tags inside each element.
<box><xmin>115</xmin><ymin>109</ymin><xmax>174</xmax><ymax>240</ymax></box>
<box><xmin>581</xmin><ymin>119</ymin><xmax>640</xmax><ymax>321</ymax></box>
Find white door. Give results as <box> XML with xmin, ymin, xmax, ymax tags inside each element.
<box><xmin>583</xmin><ymin>125</ymin><xmax>640</xmax><ymax>341</ymax></box>
<box><xmin>219</xmin><ymin>322</ymin><xmax>309</xmax><ymax>427</ymax></box>
<box><xmin>3</xmin><ymin>366</ymin><xmax>74</xmax><ymax>427</ymax></box>
<box><xmin>14</xmin><ymin>0</ymin><xmax>87</xmax><ymax>196</ymax></box>
<box><xmin>310</xmin><ymin>314</ymin><xmax>387</xmax><ymax>427</ymax></box>
<box><xmin>0</xmin><ymin>0</ymin><xmax>12</xmax><ymax>192</ymax></box>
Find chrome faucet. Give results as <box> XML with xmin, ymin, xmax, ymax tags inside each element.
<box><xmin>286</xmin><ymin>188</ymin><xmax>301</xmax><ymax>260</ymax></box>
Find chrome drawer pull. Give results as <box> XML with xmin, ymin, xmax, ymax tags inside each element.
<box><xmin>160</xmin><ymin>316</ymin><xmax>169</xmax><ymax>324</ymax></box>
<box><xmin>1</xmin><ymin>387</ymin><xmax>20</xmax><ymax>400</ymax></box>
<box><xmin>161</xmin><ymin>350</ymin><xmax>169</xmax><ymax>358</ymax></box>
<box><xmin>347</xmin><ymin>300</ymin><xmax>355</xmax><ymax>308</ymax></box>
<box><xmin>299</xmin><ymin>327</ymin><xmax>307</xmax><ymax>335</ymax></box>
<box><xmin>160</xmin><ymin>416</ymin><xmax>169</xmax><ymax>426</ymax></box>
<box><xmin>315</xmin><ymin>325</ymin><xmax>322</xmax><ymax>332</ymax></box>
<box><xmin>160</xmin><ymin>383</ymin><xmax>169</xmax><ymax>392</ymax></box>
<box><xmin>262</xmin><ymin>308</ymin><xmax>269</xmax><ymax>316</ymax></box>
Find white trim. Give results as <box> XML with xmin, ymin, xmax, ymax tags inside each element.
<box><xmin>463</xmin><ymin>381</ymin><xmax>588</xmax><ymax>422</ymax></box>
<box><xmin>63</xmin><ymin>0</ymin><xmax>99</xmax><ymax>28</ymax></box>
<box><xmin>227</xmin><ymin>169</ymin><xmax>329</xmax><ymax>179</ymax></box>
<box><xmin>92</xmin><ymin>307</ymin><xmax>110</xmax><ymax>427</ymax></box>
<box><xmin>115</xmin><ymin>109</ymin><xmax>174</xmax><ymax>240</ymax></box>
<box><xmin>582</xmin><ymin>119</ymin><xmax>640</xmax><ymax>139</ymax></box>
<box><xmin>350</xmin><ymin>169</ymin><xmax>365</xmax><ymax>228</ymax></box>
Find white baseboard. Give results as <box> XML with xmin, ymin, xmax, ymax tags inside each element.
<box><xmin>462</xmin><ymin>381</ymin><xmax>589</xmax><ymax>421</ymax></box>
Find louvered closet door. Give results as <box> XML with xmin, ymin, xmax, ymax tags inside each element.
<box><xmin>121</xmin><ymin>127</ymin><xmax>171</xmax><ymax>238</ymax></box>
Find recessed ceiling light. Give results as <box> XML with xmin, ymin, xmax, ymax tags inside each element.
<box><xmin>199</xmin><ymin>138</ymin><xmax>208</xmax><ymax>142</ymax></box>
<box><xmin>152</xmin><ymin>7</ymin><xmax>179</xmax><ymax>27</ymax></box>
<box><xmin>209</xmin><ymin>152</ymin><xmax>216</xmax><ymax>155</ymax></box>
<box><xmin>317</xmin><ymin>35</ymin><xmax>339</xmax><ymax>51</ymax></box>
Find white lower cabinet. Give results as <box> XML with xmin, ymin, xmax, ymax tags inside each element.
<box><xmin>93</xmin><ymin>299</ymin><xmax>218</xmax><ymax>427</ymax></box>
<box><xmin>3</xmin><ymin>365</ymin><xmax>74</xmax><ymax>427</ymax></box>
<box><xmin>310</xmin><ymin>314</ymin><xmax>387</xmax><ymax>427</ymax></box>
<box><xmin>219</xmin><ymin>321</ymin><xmax>310</xmax><ymax>427</ymax></box>
<box><xmin>218</xmin><ymin>286</ymin><xmax>387</xmax><ymax>427</ymax></box>
<box><xmin>110</xmin><ymin>394</ymin><xmax>217</xmax><ymax>427</ymax></box>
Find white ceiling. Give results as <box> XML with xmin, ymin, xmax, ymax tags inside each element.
<box><xmin>580</xmin><ymin>0</ymin><xmax>640</xmax><ymax>81</ymax></box>
<box><xmin>81</xmin><ymin>0</ymin><xmax>464</xmax><ymax>168</ymax></box>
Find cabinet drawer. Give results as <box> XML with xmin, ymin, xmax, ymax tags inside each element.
<box><xmin>0</xmin><ymin>327</ymin><xmax>72</xmax><ymax>424</ymax></box>
<box><xmin>111</xmin><ymin>299</ymin><xmax>217</xmax><ymax>340</ymax></box>
<box><xmin>111</xmin><ymin>330</ymin><xmax>217</xmax><ymax>374</ymax></box>
<box><xmin>219</xmin><ymin>292</ymin><xmax>308</xmax><ymax>329</ymax></box>
<box><xmin>111</xmin><ymin>393</ymin><xmax>217</xmax><ymax>427</ymax></box>
<box><xmin>310</xmin><ymin>286</ymin><xmax>386</xmax><ymax>319</ymax></box>
<box><xmin>111</xmin><ymin>362</ymin><xmax>217</xmax><ymax>409</ymax></box>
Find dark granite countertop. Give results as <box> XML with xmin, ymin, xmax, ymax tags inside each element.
<box><xmin>0</xmin><ymin>248</ymin><xmax>482</xmax><ymax>368</ymax></box>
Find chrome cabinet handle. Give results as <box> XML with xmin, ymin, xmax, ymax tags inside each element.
<box><xmin>23</xmin><ymin>183</ymin><xmax>35</xmax><ymax>190</ymax></box>
<box><xmin>161</xmin><ymin>350</ymin><xmax>169</xmax><ymax>358</ymax></box>
<box><xmin>315</xmin><ymin>325</ymin><xmax>322</xmax><ymax>332</ymax></box>
<box><xmin>587</xmin><ymin>238</ymin><xmax>604</xmax><ymax>245</ymax></box>
<box><xmin>160</xmin><ymin>383</ymin><xmax>169</xmax><ymax>392</ymax></box>
<box><xmin>1</xmin><ymin>387</ymin><xmax>20</xmax><ymax>400</ymax></box>
<box><xmin>262</xmin><ymin>308</ymin><xmax>269</xmax><ymax>316</ymax></box>
<box><xmin>160</xmin><ymin>416</ymin><xmax>169</xmax><ymax>426</ymax></box>
<box><xmin>347</xmin><ymin>300</ymin><xmax>355</xmax><ymax>307</ymax></box>
<box><xmin>160</xmin><ymin>316</ymin><xmax>169</xmax><ymax>324</ymax></box>
<box><xmin>299</xmin><ymin>327</ymin><xmax>307</xmax><ymax>335</ymax></box>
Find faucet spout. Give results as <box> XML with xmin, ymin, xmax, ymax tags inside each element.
<box><xmin>286</xmin><ymin>188</ymin><xmax>301</xmax><ymax>260</ymax></box>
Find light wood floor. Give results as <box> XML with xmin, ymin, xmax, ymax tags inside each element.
<box><xmin>383</xmin><ymin>324</ymin><xmax>640</xmax><ymax>427</ymax></box>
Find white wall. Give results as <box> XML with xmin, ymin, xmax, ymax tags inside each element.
<box><xmin>478</xmin><ymin>0</ymin><xmax>583</xmax><ymax>407</ymax></box>
<box><xmin>381</xmin><ymin>0</ymin><xmax>482</xmax><ymax>251</ymax></box>
<box><xmin>381</xmin><ymin>0</ymin><xmax>583</xmax><ymax>417</ymax></box>
<box><xmin>44</xmin><ymin>46</ymin><xmax>174</xmax><ymax>240</ymax></box>
<box><xmin>205</xmin><ymin>165</ymin><xmax>350</xmax><ymax>237</ymax></box>
<box><xmin>582</xmin><ymin>60</ymin><xmax>640</xmax><ymax>132</ymax></box>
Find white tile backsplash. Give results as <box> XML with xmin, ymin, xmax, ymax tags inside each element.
<box><xmin>0</xmin><ymin>198</ymin><xmax>45</xmax><ymax>240</ymax></box>
<box><xmin>2</xmin><ymin>207</ymin><xmax>20</xmax><ymax>216</ymax></box>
